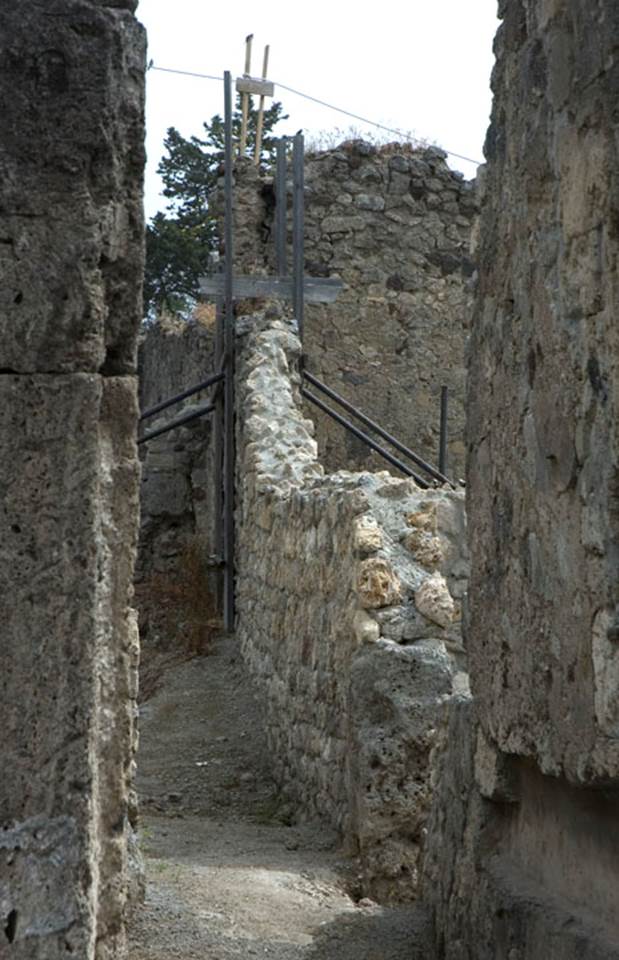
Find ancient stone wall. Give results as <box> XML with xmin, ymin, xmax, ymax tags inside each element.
<box><xmin>301</xmin><ymin>144</ymin><xmax>475</xmax><ymax>478</ymax></box>
<box><xmin>235</xmin><ymin>307</ymin><xmax>468</xmax><ymax>900</ymax></box>
<box><xmin>423</xmin><ymin>2</ymin><xmax>619</xmax><ymax>957</ymax></box>
<box><xmin>137</xmin><ymin>317</ymin><xmax>216</xmax><ymax>578</ymax></box>
<box><xmin>224</xmin><ymin>145</ymin><xmax>475</xmax><ymax>479</ymax></box>
<box><xmin>0</xmin><ymin>2</ymin><xmax>145</xmax><ymax>957</ymax></box>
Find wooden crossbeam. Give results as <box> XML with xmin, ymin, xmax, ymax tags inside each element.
<box><xmin>199</xmin><ymin>274</ymin><xmax>343</xmax><ymax>304</ymax></box>
<box><xmin>236</xmin><ymin>76</ymin><xmax>274</xmax><ymax>97</ymax></box>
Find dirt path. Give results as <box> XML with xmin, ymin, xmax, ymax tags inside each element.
<box><xmin>127</xmin><ymin>636</ymin><xmax>432</xmax><ymax>960</ymax></box>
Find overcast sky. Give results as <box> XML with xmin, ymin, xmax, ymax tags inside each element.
<box><xmin>136</xmin><ymin>0</ymin><xmax>500</xmax><ymax>219</ymax></box>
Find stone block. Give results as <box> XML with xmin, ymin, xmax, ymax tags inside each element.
<box><xmin>467</xmin><ymin>0</ymin><xmax>619</xmax><ymax>786</ymax></box>
<box><xmin>415</xmin><ymin>572</ymin><xmax>456</xmax><ymax>629</ymax></box>
<box><xmin>356</xmin><ymin>556</ymin><xmax>403</xmax><ymax>608</ymax></box>
<box><xmin>0</xmin><ymin>374</ymin><xmax>140</xmax><ymax>955</ymax></box>
<box><xmin>0</xmin><ymin>3</ymin><xmax>146</xmax><ymax>373</ymax></box>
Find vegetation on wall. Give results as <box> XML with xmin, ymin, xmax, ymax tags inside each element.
<box><xmin>144</xmin><ymin>96</ymin><xmax>287</xmax><ymax>319</ymax></box>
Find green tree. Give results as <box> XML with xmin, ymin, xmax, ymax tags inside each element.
<box><xmin>144</xmin><ymin>96</ymin><xmax>287</xmax><ymax>319</ymax></box>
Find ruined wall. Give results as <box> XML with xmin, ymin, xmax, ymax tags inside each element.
<box><xmin>138</xmin><ymin>144</ymin><xmax>474</xmax><ymax>602</ymax></box>
<box><xmin>235</xmin><ymin>307</ymin><xmax>468</xmax><ymax>900</ymax></box>
<box><xmin>0</xmin><ymin>2</ymin><xmax>145</xmax><ymax>957</ymax></box>
<box><xmin>137</xmin><ymin>317</ymin><xmax>216</xmax><ymax>578</ymax></box>
<box><xmin>227</xmin><ymin>145</ymin><xmax>475</xmax><ymax>479</ymax></box>
<box><xmin>301</xmin><ymin>144</ymin><xmax>475</xmax><ymax>478</ymax></box>
<box><xmin>423</xmin><ymin>2</ymin><xmax>619</xmax><ymax>957</ymax></box>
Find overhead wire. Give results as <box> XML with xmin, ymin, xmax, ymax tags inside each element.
<box><xmin>149</xmin><ymin>64</ymin><xmax>483</xmax><ymax>167</ymax></box>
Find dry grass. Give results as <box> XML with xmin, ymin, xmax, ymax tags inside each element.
<box><xmin>192</xmin><ymin>302</ymin><xmax>217</xmax><ymax>329</ymax></box>
<box><xmin>305</xmin><ymin>125</ymin><xmax>431</xmax><ymax>157</ymax></box>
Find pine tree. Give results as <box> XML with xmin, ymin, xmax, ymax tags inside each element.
<box><xmin>144</xmin><ymin>96</ymin><xmax>287</xmax><ymax>319</ymax></box>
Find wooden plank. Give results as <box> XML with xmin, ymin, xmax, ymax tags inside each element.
<box><xmin>239</xmin><ymin>35</ymin><xmax>253</xmax><ymax>157</ymax></box>
<box><xmin>236</xmin><ymin>77</ymin><xmax>274</xmax><ymax>97</ymax></box>
<box><xmin>198</xmin><ymin>274</ymin><xmax>343</xmax><ymax>304</ymax></box>
<box><xmin>254</xmin><ymin>45</ymin><xmax>270</xmax><ymax>165</ymax></box>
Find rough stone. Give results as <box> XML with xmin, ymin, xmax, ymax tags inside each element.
<box><xmin>0</xmin><ymin>375</ymin><xmax>141</xmax><ymax>958</ymax></box>
<box><xmin>137</xmin><ymin>316</ymin><xmax>216</xmax><ymax>579</ymax></box>
<box><xmin>424</xmin><ymin>2</ymin><xmax>619</xmax><ymax>957</ymax></box>
<box><xmin>354</xmin><ymin>514</ymin><xmax>384</xmax><ymax>554</ymax></box>
<box><xmin>356</xmin><ymin>556</ymin><xmax>403</xmax><ymax>608</ymax></box>
<box><xmin>415</xmin><ymin>573</ymin><xmax>456</xmax><ymax>629</ymax></box>
<box><xmin>234</xmin><ymin>312</ymin><xmax>468</xmax><ymax>901</ymax></box>
<box><xmin>0</xmin><ymin>1</ymin><xmax>146</xmax><ymax>375</ymax></box>
<box><xmin>226</xmin><ymin>143</ymin><xmax>474</xmax><ymax>479</ymax></box>
<box><xmin>0</xmin><ymin>4</ymin><xmax>144</xmax><ymax>956</ymax></box>
<box><xmin>466</xmin><ymin>0</ymin><xmax>619</xmax><ymax>787</ymax></box>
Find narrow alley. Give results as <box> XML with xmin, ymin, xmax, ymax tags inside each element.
<box><xmin>127</xmin><ymin>637</ymin><xmax>431</xmax><ymax>959</ymax></box>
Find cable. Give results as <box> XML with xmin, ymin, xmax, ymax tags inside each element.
<box><xmin>149</xmin><ymin>63</ymin><xmax>483</xmax><ymax>166</ymax></box>
<box><xmin>151</xmin><ymin>65</ymin><xmax>222</xmax><ymax>82</ymax></box>
<box><xmin>274</xmin><ymin>80</ymin><xmax>482</xmax><ymax>165</ymax></box>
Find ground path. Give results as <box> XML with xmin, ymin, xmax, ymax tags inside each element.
<box><xmin>127</xmin><ymin>635</ymin><xmax>431</xmax><ymax>959</ymax></box>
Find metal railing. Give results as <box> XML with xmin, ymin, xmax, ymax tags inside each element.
<box><xmin>301</xmin><ymin>370</ymin><xmax>453</xmax><ymax>488</ymax></box>
<box><xmin>137</xmin><ymin>371</ymin><xmax>223</xmax><ymax>446</ymax></box>
<box><xmin>140</xmin><ymin>72</ymin><xmax>457</xmax><ymax>635</ymax></box>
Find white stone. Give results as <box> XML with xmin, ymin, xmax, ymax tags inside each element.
<box><xmin>414</xmin><ymin>573</ymin><xmax>456</xmax><ymax>628</ymax></box>
<box><xmin>353</xmin><ymin>609</ymin><xmax>380</xmax><ymax>645</ymax></box>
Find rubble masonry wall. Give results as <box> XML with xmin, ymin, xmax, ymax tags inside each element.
<box><xmin>235</xmin><ymin>308</ymin><xmax>468</xmax><ymax>901</ymax></box>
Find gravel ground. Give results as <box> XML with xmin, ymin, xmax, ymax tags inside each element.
<box><xmin>127</xmin><ymin>635</ymin><xmax>433</xmax><ymax>960</ymax></box>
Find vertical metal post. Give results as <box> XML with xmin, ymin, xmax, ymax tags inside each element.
<box><xmin>213</xmin><ymin>295</ymin><xmax>224</xmax><ymax>611</ymax></box>
<box><xmin>292</xmin><ymin>132</ymin><xmax>305</xmax><ymax>349</ymax></box>
<box><xmin>275</xmin><ymin>137</ymin><xmax>288</xmax><ymax>276</ymax></box>
<box><xmin>439</xmin><ymin>385</ymin><xmax>448</xmax><ymax>478</ymax></box>
<box><xmin>223</xmin><ymin>70</ymin><xmax>236</xmax><ymax>632</ymax></box>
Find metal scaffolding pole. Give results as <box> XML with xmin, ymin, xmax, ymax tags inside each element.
<box><xmin>223</xmin><ymin>70</ymin><xmax>236</xmax><ymax>632</ymax></box>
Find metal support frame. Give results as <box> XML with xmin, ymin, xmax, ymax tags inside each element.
<box><xmin>213</xmin><ymin>297</ymin><xmax>225</xmax><ymax>608</ymax></box>
<box><xmin>187</xmin><ymin>117</ymin><xmax>455</xmax><ymax>628</ymax></box>
<box><xmin>292</xmin><ymin>132</ymin><xmax>305</xmax><ymax>349</ymax></box>
<box><xmin>439</xmin><ymin>386</ymin><xmax>448</xmax><ymax>477</ymax></box>
<box><xmin>223</xmin><ymin>70</ymin><xmax>236</xmax><ymax>633</ymax></box>
<box><xmin>302</xmin><ymin>388</ymin><xmax>429</xmax><ymax>488</ymax></box>
<box><xmin>303</xmin><ymin>370</ymin><xmax>451</xmax><ymax>486</ymax></box>
<box><xmin>275</xmin><ymin>136</ymin><xmax>288</xmax><ymax>276</ymax></box>
<box><xmin>138</xmin><ymin>402</ymin><xmax>215</xmax><ymax>445</ymax></box>
<box><xmin>140</xmin><ymin>371</ymin><xmax>224</xmax><ymax>422</ymax></box>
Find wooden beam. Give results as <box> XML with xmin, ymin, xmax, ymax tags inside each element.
<box><xmin>254</xmin><ymin>45</ymin><xmax>271</xmax><ymax>165</ymax></box>
<box><xmin>236</xmin><ymin>77</ymin><xmax>274</xmax><ymax>97</ymax></box>
<box><xmin>199</xmin><ymin>274</ymin><xmax>343</xmax><ymax>304</ymax></box>
<box><xmin>239</xmin><ymin>34</ymin><xmax>253</xmax><ymax>157</ymax></box>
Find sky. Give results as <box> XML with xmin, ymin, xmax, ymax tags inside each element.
<box><xmin>136</xmin><ymin>0</ymin><xmax>500</xmax><ymax>220</ymax></box>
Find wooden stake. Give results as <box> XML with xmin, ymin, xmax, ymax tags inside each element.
<box><xmin>254</xmin><ymin>44</ymin><xmax>270</xmax><ymax>165</ymax></box>
<box><xmin>239</xmin><ymin>33</ymin><xmax>253</xmax><ymax>157</ymax></box>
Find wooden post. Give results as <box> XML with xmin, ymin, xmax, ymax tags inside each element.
<box><xmin>254</xmin><ymin>44</ymin><xmax>270</xmax><ymax>165</ymax></box>
<box><xmin>239</xmin><ymin>33</ymin><xmax>253</xmax><ymax>157</ymax></box>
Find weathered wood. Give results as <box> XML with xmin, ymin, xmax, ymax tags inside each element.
<box><xmin>237</xmin><ymin>77</ymin><xmax>274</xmax><ymax>97</ymax></box>
<box><xmin>239</xmin><ymin>34</ymin><xmax>253</xmax><ymax>157</ymax></box>
<box><xmin>254</xmin><ymin>45</ymin><xmax>271</xmax><ymax>165</ymax></box>
<box><xmin>199</xmin><ymin>274</ymin><xmax>343</xmax><ymax>304</ymax></box>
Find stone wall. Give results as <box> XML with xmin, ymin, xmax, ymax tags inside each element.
<box><xmin>301</xmin><ymin>143</ymin><xmax>475</xmax><ymax>478</ymax></box>
<box><xmin>0</xmin><ymin>3</ymin><xmax>145</xmax><ymax>957</ymax></box>
<box><xmin>137</xmin><ymin>316</ymin><xmax>216</xmax><ymax>578</ymax></box>
<box><xmin>223</xmin><ymin>144</ymin><xmax>475</xmax><ymax>479</ymax></box>
<box><xmin>235</xmin><ymin>307</ymin><xmax>468</xmax><ymax>900</ymax></box>
<box><xmin>423</xmin><ymin>1</ymin><xmax>619</xmax><ymax>957</ymax></box>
